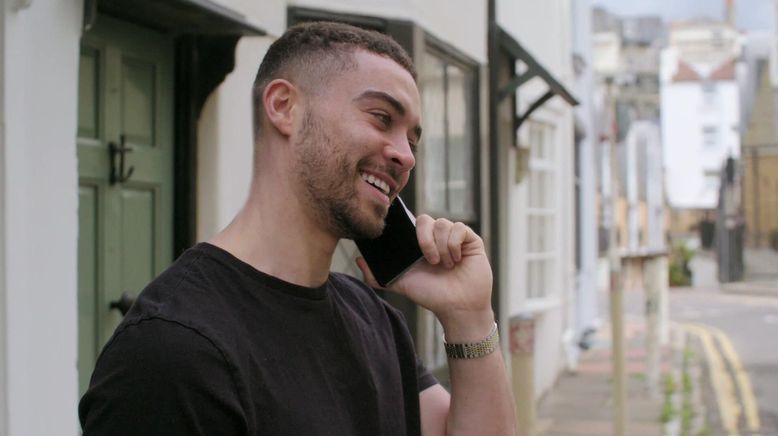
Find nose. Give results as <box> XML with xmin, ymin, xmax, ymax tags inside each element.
<box><xmin>384</xmin><ymin>136</ymin><xmax>416</xmax><ymax>173</ymax></box>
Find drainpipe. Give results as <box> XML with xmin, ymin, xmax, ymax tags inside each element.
<box><xmin>487</xmin><ymin>0</ymin><xmax>501</xmax><ymax>329</ymax></box>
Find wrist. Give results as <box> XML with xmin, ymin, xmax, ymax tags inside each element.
<box><xmin>444</xmin><ymin>321</ymin><xmax>499</xmax><ymax>359</ymax></box>
<box><xmin>438</xmin><ymin>309</ymin><xmax>495</xmax><ymax>343</ymax></box>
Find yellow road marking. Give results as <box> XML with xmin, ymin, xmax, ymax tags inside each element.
<box><xmin>682</xmin><ymin>323</ymin><xmax>741</xmax><ymax>435</ymax></box>
<box><xmin>695</xmin><ymin>322</ymin><xmax>762</xmax><ymax>434</ymax></box>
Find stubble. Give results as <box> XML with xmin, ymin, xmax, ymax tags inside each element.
<box><xmin>293</xmin><ymin>109</ymin><xmax>387</xmax><ymax>240</ymax></box>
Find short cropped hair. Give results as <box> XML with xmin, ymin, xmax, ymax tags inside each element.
<box><xmin>252</xmin><ymin>21</ymin><xmax>416</xmax><ymax>135</ymax></box>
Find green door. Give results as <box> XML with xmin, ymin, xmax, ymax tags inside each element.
<box><xmin>77</xmin><ymin>16</ymin><xmax>174</xmax><ymax>395</ymax></box>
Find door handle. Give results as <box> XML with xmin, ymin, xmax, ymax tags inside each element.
<box><xmin>108</xmin><ymin>291</ymin><xmax>136</xmax><ymax>316</ymax></box>
<box><xmin>109</xmin><ymin>134</ymin><xmax>134</xmax><ymax>185</ymax></box>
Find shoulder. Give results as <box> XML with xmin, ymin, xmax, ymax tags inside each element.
<box><xmin>94</xmin><ymin>317</ymin><xmax>236</xmax><ymax>388</ymax></box>
<box><xmin>80</xmin><ymin>318</ymin><xmax>247</xmax><ymax>434</ymax></box>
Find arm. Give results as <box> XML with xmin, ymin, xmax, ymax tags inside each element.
<box><xmin>358</xmin><ymin>216</ymin><xmax>518</xmax><ymax>435</ymax></box>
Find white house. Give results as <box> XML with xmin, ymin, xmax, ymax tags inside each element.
<box><xmin>660</xmin><ymin>20</ymin><xmax>743</xmax><ymax>211</ymax></box>
<box><xmin>0</xmin><ymin>1</ymin><xmax>583</xmax><ymax>433</ymax></box>
<box><xmin>497</xmin><ymin>0</ymin><xmax>578</xmax><ymax>396</ymax></box>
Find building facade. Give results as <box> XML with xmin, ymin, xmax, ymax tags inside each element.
<box><xmin>741</xmin><ymin>59</ymin><xmax>778</xmax><ymax>248</ymax></box>
<box><xmin>660</xmin><ymin>19</ymin><xmax>743</xmax><ymax>243</ymax></box>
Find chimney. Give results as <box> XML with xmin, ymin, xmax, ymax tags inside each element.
<box><xmin>725</xmin><ymin>0</ymin><xmax>736</xmax><ymax>27</ymax></box>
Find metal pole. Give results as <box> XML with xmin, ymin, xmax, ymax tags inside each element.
<box><xmin>644</xmin><ymin>256</ymin><xmax>660</xmax><ymax>398</ymax></box>
<box><xmin>606</xmin><ymin>80</ymin><xmax>627</xmax><ymax>436</ymax></box>
<box><xmin>510</xmin><ymin>315</ymin><xmax>536</xmax><ymax>436</ymax></box>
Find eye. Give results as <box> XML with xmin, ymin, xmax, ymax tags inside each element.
<box><xmin>372</xmin><ymin>112</ymin><xmax>392</xmax><ymax>127</ymax></box>
<box><xmin>408</xmin><ymin>138</ymin><xmax>418</xmax><ymax>154</ymax></box>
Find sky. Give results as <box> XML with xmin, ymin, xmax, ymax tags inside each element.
<box><xmin>592</xmin><ymin>0</ymin><xmax>775</xmax><ymax>32</ymax></box>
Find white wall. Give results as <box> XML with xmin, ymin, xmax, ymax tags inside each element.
<box><xmin>571</xmin><ymin>0</ymin><xmax>600</xmax><ymax>358</ymax></box>
<box><xmin>661</xmin><ymin>79</ymin><xmax>740</xmax><ymax>209</ymax></box>
<box><xmin>1</xmin><ymin>0</ymin><xmax>82</xmax><ymax>435</ymax></box>
<box><xmin>500</xmin><ymin>0</ymin><xmax>576</xmax><ymax>397</ymax></box>
<box><xmin>293</xmin><ymin>0</ymin><xmax>488</xmax><ymax>63</ymax></box>
<box><xmin>212</xmin><ymin>0</ymin><xmax>287</xmax><ymax>37</ymax></box>
<box><xmin>197</xmin><ymin>37</ymin><xmax>271</xmax><ymax>240</ymax></box>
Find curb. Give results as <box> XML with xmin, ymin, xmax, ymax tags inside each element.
<box><xmin>720</xmin><ymin>282</ymin><xmax>778</xmax><ymax>298</ymax></box>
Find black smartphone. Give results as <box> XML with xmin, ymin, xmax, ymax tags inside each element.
<box><xmin>354</xmin><ymin>197</ymin><xmax>424</xmax><ymax>287</ymax></box>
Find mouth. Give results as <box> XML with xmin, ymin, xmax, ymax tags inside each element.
<box><xmin>360</xmin><ymin>172</ymin><xmax>392</xmax><ymax>196</ymax></box>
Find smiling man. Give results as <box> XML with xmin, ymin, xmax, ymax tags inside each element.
<box><xmin>79</xmin><ymin>22</ymin><xmax>517</xmax><ymax>436</ymax></box>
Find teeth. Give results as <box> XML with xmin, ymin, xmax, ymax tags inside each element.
<box><xmin>360</xmin><ymin>172</ymin><xmax>390</xmax><ymax>195</ymax></box>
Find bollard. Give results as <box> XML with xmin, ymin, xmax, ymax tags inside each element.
<box><xmin>657</xmin><ymin>255</ymin><xmax>669</xmax><ymax>346</ymax></box>
<box><xmin>510</xmin><ymin>314</ymin><xmax>536</xmax><ymax>436</ymax></box>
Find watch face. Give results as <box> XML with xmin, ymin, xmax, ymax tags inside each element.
<box><xmin>354</xmin><ymin>197</ymin><xmax>424</xmax><ymax>287</ymax></box>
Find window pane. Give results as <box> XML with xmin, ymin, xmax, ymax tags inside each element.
<box><xmin>445</xmin><ymin>63</ymin><xmax>475</xmax><ymax>218</ymax></box>
<box><xmin>528</xmin><ymin>170</ymin><xmax>554</xmax><ymax>209</ymax></box>
<box><xmin>421</xmin><ymin>54</ymin><xmax>447</xmax><ymax>213</ymax></box>
<box><xmin>527</xmin><ymin>215</ymin><xmax>554</xmax><ymax>253</ymax></box>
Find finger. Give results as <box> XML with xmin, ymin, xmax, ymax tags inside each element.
<box><xmin>448</xmin><ymin>222</ymin><xmax>470</xmax><ymax>263</ymax></box>
<box><xmin>416</xmin><ymin>214</ymin><xmax>440</xmax><ymax>264</ymax></box>
<box><xmin>433</xmin><ymin>218</ymin><xmax>455</xmax><ymax>268</ymax></box>
<box><xmin>355</xmin><ymin>257</ymin><xmax>381</xmax><ymax>288</ymax></box>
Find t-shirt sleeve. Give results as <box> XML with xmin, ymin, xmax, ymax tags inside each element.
<box><xmin>79</xmin><ymin>318</ymin><xmax>247</xmax><ymax>436</ymax></box>
<box><xmin>376</xmin><ymin>299</ymin><xmax>440</xmax><ymax>393</ymax></box>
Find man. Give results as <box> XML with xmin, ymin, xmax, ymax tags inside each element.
<box><xmin>80</xmin><ymin>21</ymin><xmax>517</xmax><ymax>435</ymax></box>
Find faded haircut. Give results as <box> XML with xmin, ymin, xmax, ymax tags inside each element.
<box><xmin>252</xmin><ymin>21</ymin><xmax>416</xmax><ymax>136</ymax></box>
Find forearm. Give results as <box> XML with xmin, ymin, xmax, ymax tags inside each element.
<box><xmin>442</xmin><ymin>312</ymin><xmax>518</xmax><ymax>436</ymax></box>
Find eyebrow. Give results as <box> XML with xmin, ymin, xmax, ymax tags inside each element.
<box><xmin>355</xmin><ymin>90</ymin><xmax>423</xmax><ymax>141</ymax></box>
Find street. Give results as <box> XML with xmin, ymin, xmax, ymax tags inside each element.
<box><xmin>670</xmin><ymin>251</ymin><xmax>778</xmax><ymax>435</ymax></box>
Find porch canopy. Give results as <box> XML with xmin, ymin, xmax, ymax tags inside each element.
<box><xmin>493</xmin><ymin>24</ymin><xmax>579</xmax><ymax>131</ymax></box>
<box><xmin>84</xmin><ymin>0</ymin><xmax>265</xmax><ymax>35</ymax></box>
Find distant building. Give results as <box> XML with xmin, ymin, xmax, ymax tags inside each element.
<box><xmin>741</xmin><ymin>59</ymin><xmax>778</xmax><ymax>247</ymax></box>
<box><xmin>660</xmin><ymin>19</ymin><xmax>743</xmax><ymax>243</ymax></box>
<box><xmin>592</xmin><ymin>9</ymin><xmax>666</xmax><ymax>258</ymax></box>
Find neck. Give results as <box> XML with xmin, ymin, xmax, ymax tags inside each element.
<box><xmin>209</xmin><ymin>161</ymin><xmax>339</xmax><ymax>288</ymax></box>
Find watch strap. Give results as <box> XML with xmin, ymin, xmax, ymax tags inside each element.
<box><xmin>443</xmin><ymin>322</ymin><xmax>499</xmax><ymax>359</ymax></box>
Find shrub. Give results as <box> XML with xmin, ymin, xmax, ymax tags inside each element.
<box><xmin>669</xmin><ymin>243</ymin><xmax>694</xmax><ymax>287</ymax></box>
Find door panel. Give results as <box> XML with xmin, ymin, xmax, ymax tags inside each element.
<box><xmin>121</xmin><ymin>57</ymin><xmax>156</xmax><ymax>146</ymax></box>
<box><xmin>119</xmin><ymin>188</ymin><xmax>156</xmax><ymax>289</ymax></box>
<box><xmin>77</xmin><ymin>15</ymin><xmax>174</xmax><ymax>395</ymax></box>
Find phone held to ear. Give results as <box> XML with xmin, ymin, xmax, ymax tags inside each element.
<box><xmin>354</xmin><ymin>196</ymin><xmax>424</xmax><ymax>287</ymax></box>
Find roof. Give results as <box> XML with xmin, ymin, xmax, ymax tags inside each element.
<box><xmin>709</xmin><ymin>58</ymin><xmax>737</xmax><ymax>81</ymax></box>
<box><xmin>672</xmin><ymin>57</ymin><xmax>737</xmax><ymax>82</ymax></box>
<box><xmin>673</xmin><ymin>60</ymin><xmax>702</xmax><ymax>81</ymax></box>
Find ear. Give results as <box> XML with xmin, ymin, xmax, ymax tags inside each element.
<box><xmin>262</xmin><ymin>79</ymin><xmax>298</xmax><ymax>137</ymax></box>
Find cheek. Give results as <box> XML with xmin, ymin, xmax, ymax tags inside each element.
<box><xmin>397</xmin><ymin>173</ymin><xmax>411</xmax><ymax>191</ymax></box>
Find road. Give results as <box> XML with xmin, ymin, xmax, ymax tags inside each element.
<box><xmin>669</xmin><ymin>251</ymin><xmax>778</xmax><ymax>435</ymax></box>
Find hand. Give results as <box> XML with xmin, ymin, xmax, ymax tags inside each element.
<box><xmin>357</xmin><ymin>215</ymin><xmax>494</xmax><ymax>337</ymax></box>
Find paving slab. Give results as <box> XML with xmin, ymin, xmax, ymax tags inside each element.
<box><xmin>537</xmin><ymin>318</ymin><xmax>668</xmax><ymax>436</ymax></box>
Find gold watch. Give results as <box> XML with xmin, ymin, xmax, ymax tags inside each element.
<box><xmin>443</xmin><ymin>322</ymin><xmax>499</xmax><ymax>359</ymax></box>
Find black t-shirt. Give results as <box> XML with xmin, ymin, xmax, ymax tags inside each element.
<box><xmin>79</xmin><ymin>243</ymin><xmax>438</xmax><ymax>436</ymax></box>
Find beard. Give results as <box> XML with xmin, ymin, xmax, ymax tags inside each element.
<box><xmin>293</xmin><ymin>109</ymin><xmax>388</xmax><ymax>240</ymax></box>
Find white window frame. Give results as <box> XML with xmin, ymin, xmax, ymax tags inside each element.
<box><xmin>523</xmin><ymin>120</ymin><xmax>561</xmax><ymax>303</ymax></box>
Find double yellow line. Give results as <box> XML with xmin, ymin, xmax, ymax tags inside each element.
<box><xmin>680</xmin><ymin>322</ymin><xmax>761</xmax><ymax>436</ymax></box>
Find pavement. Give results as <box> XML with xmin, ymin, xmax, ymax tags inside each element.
<box><xmin>720</xmin><ymin>248</ymin><xmax>778</xmax><ymax>297</ymax></box>
<box><xmin>537</xmin><ymin>313</ymin><xmax>674</xmax><ymax>436</ymax></box>
<box><xmin>536</xmin><ymin>247</ymin><xmax>778</xmax><ymax>436</ymax></box>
